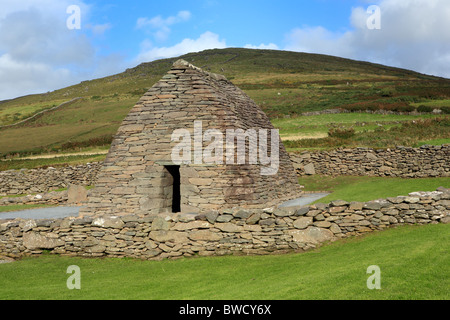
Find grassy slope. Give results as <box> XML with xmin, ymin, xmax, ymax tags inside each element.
<box><xmin>0</xmin><ymin>223</ymin><xmax>448</xmax><ymax>300</ymax></box>
<box><xmin>298</xmin><ymin>175</ymin><xmax>450</xmax><ymax>203</ymax></box>
<box><xmin>1</xmin><ymin>48</ymin><xmax>450</xmax><ymax>156</ymax></box>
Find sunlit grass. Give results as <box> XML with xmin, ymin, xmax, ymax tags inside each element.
<box><xmin>0</xmin><ymin>224</ymin><xmax>448</xmax><ymax>300</ymax></box>
<box><xmin>298</xmin><ymin>175</ymin><xmax>449</xmax><ymax>203</ymax></box>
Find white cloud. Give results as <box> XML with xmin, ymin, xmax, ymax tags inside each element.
<box><xmin>0</xmin><ymin>0</ymin><xmax>120</xmax><ymax>100</ymax></box>
<box><xmin>136</xmin><ymin>10</ymin><xmax>191</xmax><ymax>41</ymax></box>
<box><xmin>0</xmin><ymin>7</ymin><xmax>95</xmax><ymax>67</ymax></box>
<box><xmin>87</xmin><ymin>23</ymin><xmax>112</xmax><ymax>36</ymax></box>
<box><xmin>0</xmin><ymin>53</ymin><xmax>73</xmax><ymax>99</ymax></box>
<box><xmin>135</xmin><ymin>31</ymin><xmax>227</xmax><ymax>64</ymax></box>
<box><xmin>284</xmin><ymin>0</ymin><xmax>450</xmax><ymax>78</ymax></box>
<box><xmin>244</xmin><ymin>43</ymin><xmax>279</xmax><ymax>50</ymax></box>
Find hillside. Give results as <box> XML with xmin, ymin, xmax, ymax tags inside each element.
<box><xmin>0</xmin><ymin>48</ymin><xmax>449</xmax><ymax>157</ymax></box>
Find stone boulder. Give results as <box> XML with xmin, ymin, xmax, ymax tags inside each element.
<box><xmin>67</xmin><ymin>184</ymin><xmax>88</xmax><ymax>204</ymax></box>
<box><xmin>289</xmin><ymin>226</ymin><xmax>335</xmax><ymax>245</ymax></box>
<box><xmin>23</xmin><ymin>232</ymin><xmax>64</xmax><ymax>250</ymax></box>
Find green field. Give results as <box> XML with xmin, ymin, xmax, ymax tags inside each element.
<box><xmin>272</xmin><ymin>112</ymin><xmax>441</xmax><ymax>140</ymax></box>
<box><xmin>0</xmin><ymin>153</ymin><xmax>107</xmax><ymax>171</ymax></box>
<box><xmin>298</xmin><ymin>176</ymin><xmax>450</xmax><ymax>203</ymax></box>
<box><xmin>0</xmin><ymin>223</ymin><xmax>448</xmax><ymax>300</ymax></box>
<box><xmin>1</xmin><ymin>48</ymin><xmax>450</xmax><ymax>158</ymax></box>
<box><xmin>282</xmin><ymin>115</ymin><xmax>449</xmax><ymax>150</ymax></box>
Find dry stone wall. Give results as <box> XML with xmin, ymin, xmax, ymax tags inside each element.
<box><xmin>0</xmin><ymin>190</ymin><xmax>68</xmax><ymax>206</ymax></box>
<box><xmin>81</xmin><ymin>59</ymin><xmax>301</xmax><ymax>216</ymax></box>
<box><xmin>290</xmin><ymin>145</ymin><xmax>450</xmax><ymax>177</ymax></box>
<box><xmin>1</xmin><ymin>188</ymin><xmax>448</xmax><ymax>260</ymax></box>
<box><xmin>0</xmin><ymin>163</ymin><xmax>101</xmax><ymax>196</ymax></box>
<box><xmin>1</xmin><ymin>145</ymin><xmax>447</xmax><ymax>198</ymax></box>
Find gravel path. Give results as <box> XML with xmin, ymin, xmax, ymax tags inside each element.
<box><xmin>0</xmin><ymin>206</ymin><xmax>81</xmax><ymax>220</ymax></box>
<box><xmin>279</xmin><ymin>192</ymin><xmax>330</xmax><ymax>208</ymax></box>
<box><xmin>0</xmin><ymin>193</ymin><xmax>329</xmax><ymax>220</ymax></box>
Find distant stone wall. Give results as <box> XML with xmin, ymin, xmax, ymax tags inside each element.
<box><xmin>290</xmin><ymin>145</ymin><xmax>450</xmax><ymax>178</ymax></box>
<box><xmin>1</xmin><ymin>188</ymin><xmax>448</xmax><ymax>260</ymax></box>
<box><xmin>0</xmin><ymin>191</ymin><xmax>68</xmax><ymax>207</ymax></box>
<box><xmin>0</xmin><ymin>185</ymin><xmax>89</xmax><ymax>207</ymax></box>
<box><xmin>0</xmin><ymin>163</ymin><xmax>101</xmax><ymax>196</ymax></box>
<box><xmin>0</xmin><ymin>145</ymin><xmax>448</xmax><ymax>198</ymax></box>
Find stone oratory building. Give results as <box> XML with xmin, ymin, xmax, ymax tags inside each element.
<box><xmin>81</xmin><ymin>60</ymin><xmax>301</xmax><ymax>217</ymax></box>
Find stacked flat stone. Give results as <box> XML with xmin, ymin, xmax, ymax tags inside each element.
<box><xmin>80</xmin><ymin>59</ymin><xmax>301</xmax><ymax>217</ymax></box>
<box><xmin>291</xmin><ymin>144</ymin><xmax>450</xmax><ymax>177</ymax></box>
<box><xmin>1</xmin><ymin>188</ymin><xmax>448</xmax><ymax>260</ymax></box>
<box><xmin>0</xmin><ymin>163</ymin><xmax>101</xmax><ymax>196</ymax></box>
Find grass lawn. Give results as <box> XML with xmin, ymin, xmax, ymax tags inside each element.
<box><xmin>0</xmin><ymin>223</ymin><xmax>448</xmax><ymax>300</ymax></box>
<box><xmin>298</xmin><ymin>175</ymin><xmax>449</xmax><ymax>203</ymax></box>
<box><xmin>272</xmin><ymin>113</ymin><xmax>437</xmax><ymax>137</ymax></box>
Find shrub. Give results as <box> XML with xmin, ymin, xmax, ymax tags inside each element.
<box><xmin>366</xmin><ymin>104</ymin><xmax>379</xmax><ymax>112</ymax></box>
<box><xmin>393</xmin><ymin>105</ymin><xmax>415</xmax><ymax>113</ymax></box>
<box><xmin>417</xmin><ymin>105</ymin><xmax>434</xmax><ymax>113</ymax></box>
<box><xmin>60</xmin><ymin>135</ymin><xmax>114</xmax><ymax>150</ymax></box>
<box><xmin>440</xmin><ymin>106</ymin><xmax>450</xmax><ymax>114</ymax></box>
<box><xmin>328</xmin><ymin>127</ymin><xmax>355</xmax><ymax>139</ymax></box>
<box><xmin>380</xmin><ymin>88</ymin><xmax>395</xmax><ymax>97</ymax></box>
<box><xmin>343</xmin><ymin>105</ymin><xmax>365</xmax><ymax>112</ymax></box>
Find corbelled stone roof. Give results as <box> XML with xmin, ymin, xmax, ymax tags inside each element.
<box><xmin>80</xmin><ymin>60</ymin><xmax>301</xmax><ymax>216</ymax></box>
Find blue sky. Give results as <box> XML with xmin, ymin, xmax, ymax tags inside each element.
<box><xmin>1</xmin><ymin>0</ymin><xmax>450</xmax><ymax>100</ymax></box>
<box><xmin>88</xmin><ymin>0</ymin><xmax>364</xmax><ymax>60</ymax></box>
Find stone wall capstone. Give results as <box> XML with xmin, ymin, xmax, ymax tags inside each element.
<box><xmin>1</xmin><ymin>188</ymin><xmax>448</xmax><ymax>260</ymax></box>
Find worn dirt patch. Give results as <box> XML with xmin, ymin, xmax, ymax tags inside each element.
<box><xmin>280</xmin><ymin>133</ymin><xmax>328</xmax><ymax>141</ymax></box>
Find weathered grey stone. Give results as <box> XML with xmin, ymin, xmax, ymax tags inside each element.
<box><xmin>149</xmin><ymin>230</ymin><xmax>188</xmax><ymax>243</ymax></box>
<box><xmin>404</xmin><ymin>196</ymin><xmax>420</xmax><ymax>204</ymax></box>
<box><xmin>233</xmin><ymin>209</ymin><xmax>252</xmax><ymax>219</ymax></box>
<box><xmin>289</xmin><ymin>227</ymin><xmax>334</xmax><ymax>244</ymax></box>
<box><xmin>67</xmin><ymin>184</ymin><xmax>88</xmax><ymax>204</ymax></box>
<box><xmin>304</xmin><ymin>163</ymin><xmax>316</xmax><ymax>175</ymax></box>
<box><xmin>173</xmin><ymin>220</ymin><xmax>211</xmax><ymax>231</ymax></box>
<box><xmin>349</xmin><ymin>202</ymin><xmax>364</xmax><ymax>210</ymax></box>
<box><xmin>384</xmin><ymin>209</ymin><xmax>399</xmax><ymax>216</ymax></box>
<box><xmin>295</xmin><ymin>207</ymin><xmax>310</xmax><ymax>216</ymax></box>
<box><xmin>205</xmin><ymin>211</ymin><xmax>219</xmax><ymax>224</ymax></box>
<box><xmin>364</xmin><ymin>202</ymin><xmax>383</xmax><ymax>210</ymax></box>
<box><xmin>86</xmin><ymin>245</ymin><xmax>106</xmax><ymax>253</ymax></box>
<box><xmin>259</xmin><ymin>218</ymin><xmax>276</xmax><ymax>226</ymax></box>
<box><xmin>274</xmin><ymin>207</ymin><xmax>296</xmax><ymax>217</ymax></box>
<box><xmin>246</xmin><ymin>213</ymin><xmax>261</xmax><ymax>225</ymax></box>
<box><xmin>36</xmin><ymin>219</ymin><xmax>54</xmax><ymax>227</ymax></box>
<box><xmin>19</xmin><ymin>220</ymin><xmax>36</xmax><ymax>232</ymax></box>
<box><xmin>293</xmin><ymin>217</ymin><xmax>312</xmax><ymax>229</ymax></box>
<box><xmin>306</xmin><ymin>210</ymin><xmax>322</xmax><ymax>217</ymax></box>
<box><xmin>92</xmin><ymin>216</ymin><xmax>124</xmax><ymax>229</ymax></box>
<box><xmin>189</xmin><ymin>230</ymin><xmax>222</xmax><ymax>241</ymax></box>
<box><xmin>331</xmin><ymin>200</ymin><xmax>349</xmax><ymax>207</ymax></box>
<box><xmin>151</xmin><ymin>217</ymin><xmax>170</xmax><ymax>231</ymax></box>
<box><xmin>215</xmin><ymin>223</ymin><xmax>244</xmax><ymax>233</ymax></box>
<box><xmin>329</xmin><ymin>206</ymin><xmax>346</xmax><ymax>213</ymax></box>
<box><xmin>23</xmin><ymin>232</ymin><xmax>64</xmax><ymax>250</ymax></box>
<box><xmin>216</xmin><ymin>214</ymin><xmax>233</xmax><ymax>223</ymax></box>
<box><xmin>329</xmin><ymin>223</ymin><xmax>342</xmax><ymax>234</ymax></box>
<box><xmin>314</xmin><ymin>221</ymin><xmax>332</xmax><ymax>228</ymax></box>
<box><xmin>73</xmin><ymin>217</ymin><xmax>93</xmax><ymax>225</ymax></box>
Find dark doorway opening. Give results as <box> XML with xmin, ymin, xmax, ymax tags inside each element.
<box><xmin>165</xmin><ymin>165</ymin><xmax>181</xmax><ymax>213</ymax></box>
